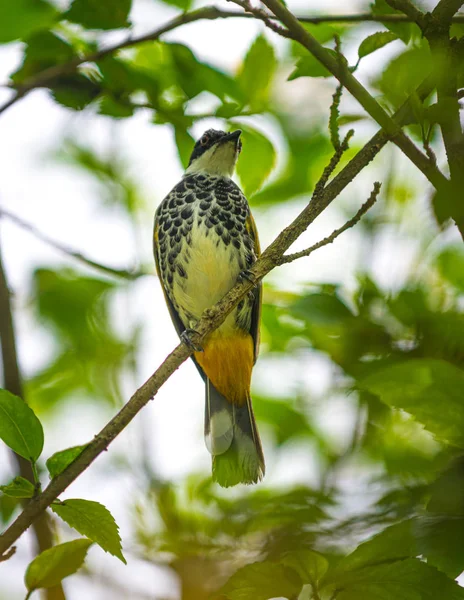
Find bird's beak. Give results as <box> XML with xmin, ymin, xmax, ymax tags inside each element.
<box><xmin>219</xmin><ymin>130</ymin><xmax>242</xmax><ymax>147</ymax></box>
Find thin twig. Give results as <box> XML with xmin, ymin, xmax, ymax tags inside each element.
<box><xmin>278</xmin><ymin>182</ymin><xmax>381</xmax><ymax>265</ymax></box>
<box><xmin>227</xmin><ymin>0</ymin><xmax>292</xmax><ymax>37</ymax></box>
<box><xmin>0</xmin><ymin>546</ymin><xmax>15</xmax><ymax>562</ymax></box>
<box><xmin>313</xmin><ymin>130</ymin><xmax>354</xmax><ymax>198</ymax></box>
<box><xmin>0</xmin><ymin>207</ymin><xmax>145</xmax><ymax>280</ymax></box>
<box><xmin>0</xmin><ymin>73</ymin><xmax>442</xmax><ymax>558</ymax></box>
<box><xmin>329</xmin><ymin>36</ymin><xmax>344</xmax><ymax>150</ymax></box>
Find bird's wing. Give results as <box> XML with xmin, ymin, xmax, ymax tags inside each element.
<box><xmin>245</xmin><ymin>210</ymin><xmax>262</xmax><ymax>363</ymax></box>
<box><xmin>153</xmin><ymin>215</ymin><xmax>207</xmax><ymax>382</ymax></box>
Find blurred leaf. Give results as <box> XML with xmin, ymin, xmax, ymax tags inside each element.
<box><xmin>251</xmin><ymin>122</ymin><xmax>332</xmax><ymax>206</ymax></box>
<box><xmin>376</xmin><ymin>46</ymin><xmax>432</xmax><ymax>105</ymax></box>
<box><xmin>215</xmin><ymin>102</ymin><xmax>242</xmax><ymax>118</ymax></box>
<box><xmin>28</xmin><ymin>268</ymin><xmax>135</xmax><ymax>412</ymax></box>
<box><xmin>293</xmin><ymin>293</ymin><xmax>353</xmax><ymax>325</ymax></box>
<box><xmin>282</xmin><ymin>549</ymin><xmax>328</xmax><ymax>584</ymax></box>
<box><xmin>174</xmin><ymin>126</ymin><xmax>195</xmax><ymax>170</ymax></box>
<box><xmin>238</xmin><ymin>34</ymin><xmax>276</xmax><ymax>110</ymax></box>
<box><xmin>289</xmin><ymin>51</ymin><xmax>336</xmax><ymax>80</ymax></box>
<box><xmin>427</xmin><ymin>458</ymin><xmax>464</xmax><ymax>516</ymax></box>
<box><xmin>53</xmin><ymin>142</ymin><xmax>142</xmax><ymax>212</ymax></box>
<box><xmin>0</xmin><ymin>0</ymin><xmax>57</xmax><ymax>44</ymax></box>
<box><xmin>51</xmin><ymin>73</ymin><xmax>101</xmax><ymax>110</ymax></box>
<box><xmin>325</xmin><ymin>558</ymin><xmax>464</xmax><ymax>599</ymax></box>
<box><xmin>436</xmin><ymin>246</ymin><xmax>464</xmax><ymax>292</ymax></box>
<box><xmin>52</xmin><ymin>499</ymin><xmax>126</xmax><ymax>563</ymax></box>
<box><xmin>253</xmin><ymin>396</ymin><xmax>313</xmax><ymax>445</ymax></box>
<box><xmin>332</xmin><ymin>520</ymin><xmax>417</xmax><ymax>576</ymax></box>
<box><xmin>415</xmin><ymin>516</ymin><xmax>464</xmax><ymax>578</ymax></box>
<box><xmin>359</xmin><ymin>360</ymin><xmax>464</xmax><ymax>447</ymax></box>
<box><xmin>65</xmin><ymin>0</ymin><xmax>131</xmax><ymax>29</ymax></box>
<box><xmin>358</xmin><ymin>31</ymin><xmax>398</xmax><ymax>59</ymax></box>
<box><xmin>0</xmin><ymin>476</ymin><xmax>35</xmax><ymax>499</ymax></box>
<box><xmin>25</xmin><ymin>538</ymin><xmax>92</xmax><ymax>591</ymax></box>
<box><xmin>11</xmin><ymin>31</ymin><xmax>75</xmax><ymax>84</ymax></box>
<box><xmin>46</xmin><ymin>445</ymin><xmax>87</xmax><ymax>478</ymax></box>
<box><xmin>221</xmin><ymin>561</ymin><xmax>301</xmax><ymax>599</ymax></box>
<box><xmin>0</xmin><ymin>494</ymin><xmax>19</xmax><ymax>524</ymax></box>
<box><xmin>98</xmin><ymin>96</ymin><xmax>134</xmax><ymax>118</ymax></box>
<box><xmin>0</xmin><ymin>389</ymin><xmax>44</xmax><ymax>461</ymax></box>
<box><xmin>235</xmin><ymin>124</ymin><xmax>276</xmax><ymax>196</ymax></box>
<box><xmin>169</xmin><ymin>43</ymin><xmax>242</xmax><ymax>102</ymax></box>
<box><xmin>296</xmin><ymin>23</ymin><xmax>347</xmax><ymax>46</ymax></box>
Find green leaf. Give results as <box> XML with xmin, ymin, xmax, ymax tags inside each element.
<box><xmin>51</xmin><ymin>499</ymin><xmax>126</xmax><ymax>563</ymax></box>
<box><xmin>235</xmin><ymin>124</ymin><xmax>276</xmax><ymax>196</ymax></box>
<box><xmin>281</xmin><ymin>549</ymin><xmax>328</xmax><ymax>585</ymax></box>
<box><xmin>221</xmin><ymin>561</ymin><xmax>302</xmax><ymax>600</ymax></box>
<box><xmin>358</xmin><ymin>31</ymin><xmax>398</xmax><ymax>59</ymax></box>
<box><xmin>159</xmin><ymin>0</ymin><xmax>192</xmax><ymax>11</ymax></box>
<box><xmin>51</xmin><ymin>73</ymin><xmax>101</xmax><ymax>111</ymax></box>
<box><xmin>289</xmin><ymin>55</ymin><xmax>331</xmax><ymax>80</ymax></box>
<box><xmin>11</xmin><ymin>31</ymin><xmax>75</xmax><ymax>84</ymax></box>
<box><xmin>326</xmin><ymin>558</ymin><xmax>464</xmax><ymax>600</ymax></box>
<box><xmin>25</xmin><ymin>538</ymin><xmax>92</xmax><ymax>591</ymax></box>
<box><xmin>0</xmin><ymin>0</ymin><xmax>57</xmax><ymax>44</ymax></box>
<box><xmin>0</xmin><ymin>476</ymin><xmax>35</xmax><ymax>499</ymax></box>
<box><xmin>174</xmin><ymin>126</ymin><xmax>195</xmax><ymax>170</ymax></box>
<box><xmin>252</xmin><ymin>396</ymin><xmax>313</xmax><ymax>445</ymax></box>
<box><xmin>65</xmin><ymin>0</ymin><xmax>131</xmax><ymax>29</ymax></box>
<box><xmin>359</xmin><ymin>359</ymin><xmax>464</xmax><ymax>447</ymax></box>
<box><xmin>46</xmin><ymin>445</ymin><xmax>87</xmax><ymax>478</ymax></box>
<box><xmin>0</xmin><ymin>389</ymin><xmax>44</xmax><ymax>461</ymax></box>
<box><xmin>238</xmin><ymin>34</ymin><xmax>276</xmax><ymax>110</ymax></box>
<box><xmin>332</xmin><ymin>520</ymin><xmax>417</xmax><ymax>576</ymax></box>
<box><xmin>415</xmin><ymin>516</ymin><xmax>464</xmax><ymax>578</ymax></box>
<box><xmin>436</xmin><ymin>246</ymin><xmax>464</xmax><ymax>292</ymax></box>
<box><xmin>376</xmin><ymin>46</ymin><xmax>432</xmax><ymax>105</ymax></box>
<box><xmin>289</xmin><ymin>48</ymin><xmax>340</xmax><ymax>80</ymax></box>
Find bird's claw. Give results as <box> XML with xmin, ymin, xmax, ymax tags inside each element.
<box><xmin>181</xmin><ymin>329</ymin><xmax>203</xmax><ymax>352</ymax></box>
<box><xmin>238</xmin><ymin>269</ymin><xmax>256</xmax><ymax>286</ymax></box>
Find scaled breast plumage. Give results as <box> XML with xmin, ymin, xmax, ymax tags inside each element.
<box><xmin>154</xmin><ymin>172</ymin><xmax>257</xmax><ymax>328</ymax></box>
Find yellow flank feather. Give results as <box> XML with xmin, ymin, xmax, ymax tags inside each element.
<box><xmin>195</xmin><ymin>332</ymin><xmax>254</xmax><ymax>405</ymax></box>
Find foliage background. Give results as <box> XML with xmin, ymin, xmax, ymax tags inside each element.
<box><xmin>0</xmin><ymin>0</ymin><xmax>464</xmax><ymax>597</ymax></box>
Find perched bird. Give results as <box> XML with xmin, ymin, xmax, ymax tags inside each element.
<box><xmin>153</xmin><ymin>129</ymin><xmax>264</xmax><ymax>487</ymax></box>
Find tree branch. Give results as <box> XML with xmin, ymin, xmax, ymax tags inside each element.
<box><xmin>278</xmin><ymin>182</ymin><xmax>381</xmax><ymax>265</ymax></box>
<box><xmin>254</xmin><ymin>0</ymin><xmax>449</xmax><ymax>197</ymax></box>
<box><xmin>0</xmin><ymin>74</ymin><xmax>439</xmax><ymax>556</ymax></box>
<box><xmin>423</xmin><ymin>1</ymin><xmax>464</xmax><ymax>235</ymax></box>
<box><xmin>432</xmin><ymin>0</ymin><xmax>464</xmax><ymax>23</ymax></box>
<box><xmin>0</xmin><ymin>207</ymin><xmax>146</xmax><ymax>280</ymax></box>
<box><xmin>384</xmin><ymin>0</ymin><xmax>425</xmax><ymax>25</ymax></box>
<box><xmin>0</xmin><ymin>238</ymin><xmax>65</xmax><ymax>599</ymax></box>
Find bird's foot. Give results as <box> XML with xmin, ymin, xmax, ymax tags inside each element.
<box><xmin>181</xmin><ymin>328</ymin><xmax>203</xmax><ymax>352</ymax></box>
<box><xmin>238</xmin><ymin>269</ymin><xmax>256</xmax><ymax>286</ymax></box>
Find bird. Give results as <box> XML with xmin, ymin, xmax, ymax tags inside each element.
<box><xmin>153</xmin><ymin>128</ymin><xmax>264</xmax><ymax>487</ymax></box>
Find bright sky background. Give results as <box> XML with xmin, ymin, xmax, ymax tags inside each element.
<box><xmin>0</xmin><ymin>0</ymin><xmax>446</xmax><ymax>597</ymax></box>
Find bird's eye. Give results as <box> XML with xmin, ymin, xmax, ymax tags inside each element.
<box><xmin>200</xmin><ymin>135</ymin><xmax>209</xmax><ymax>147</ymax></box>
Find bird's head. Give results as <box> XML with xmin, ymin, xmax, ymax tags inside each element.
<box><xmin>186</xmin><ymin>129</ymin><xmax>242</xmax><ymax>177</ymax></box>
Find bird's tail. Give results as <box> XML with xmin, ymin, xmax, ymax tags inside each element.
<box><xmin>204</xmin><ymin>378</ymin><xmax>265</xmax><ymax>487</ymax></box>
